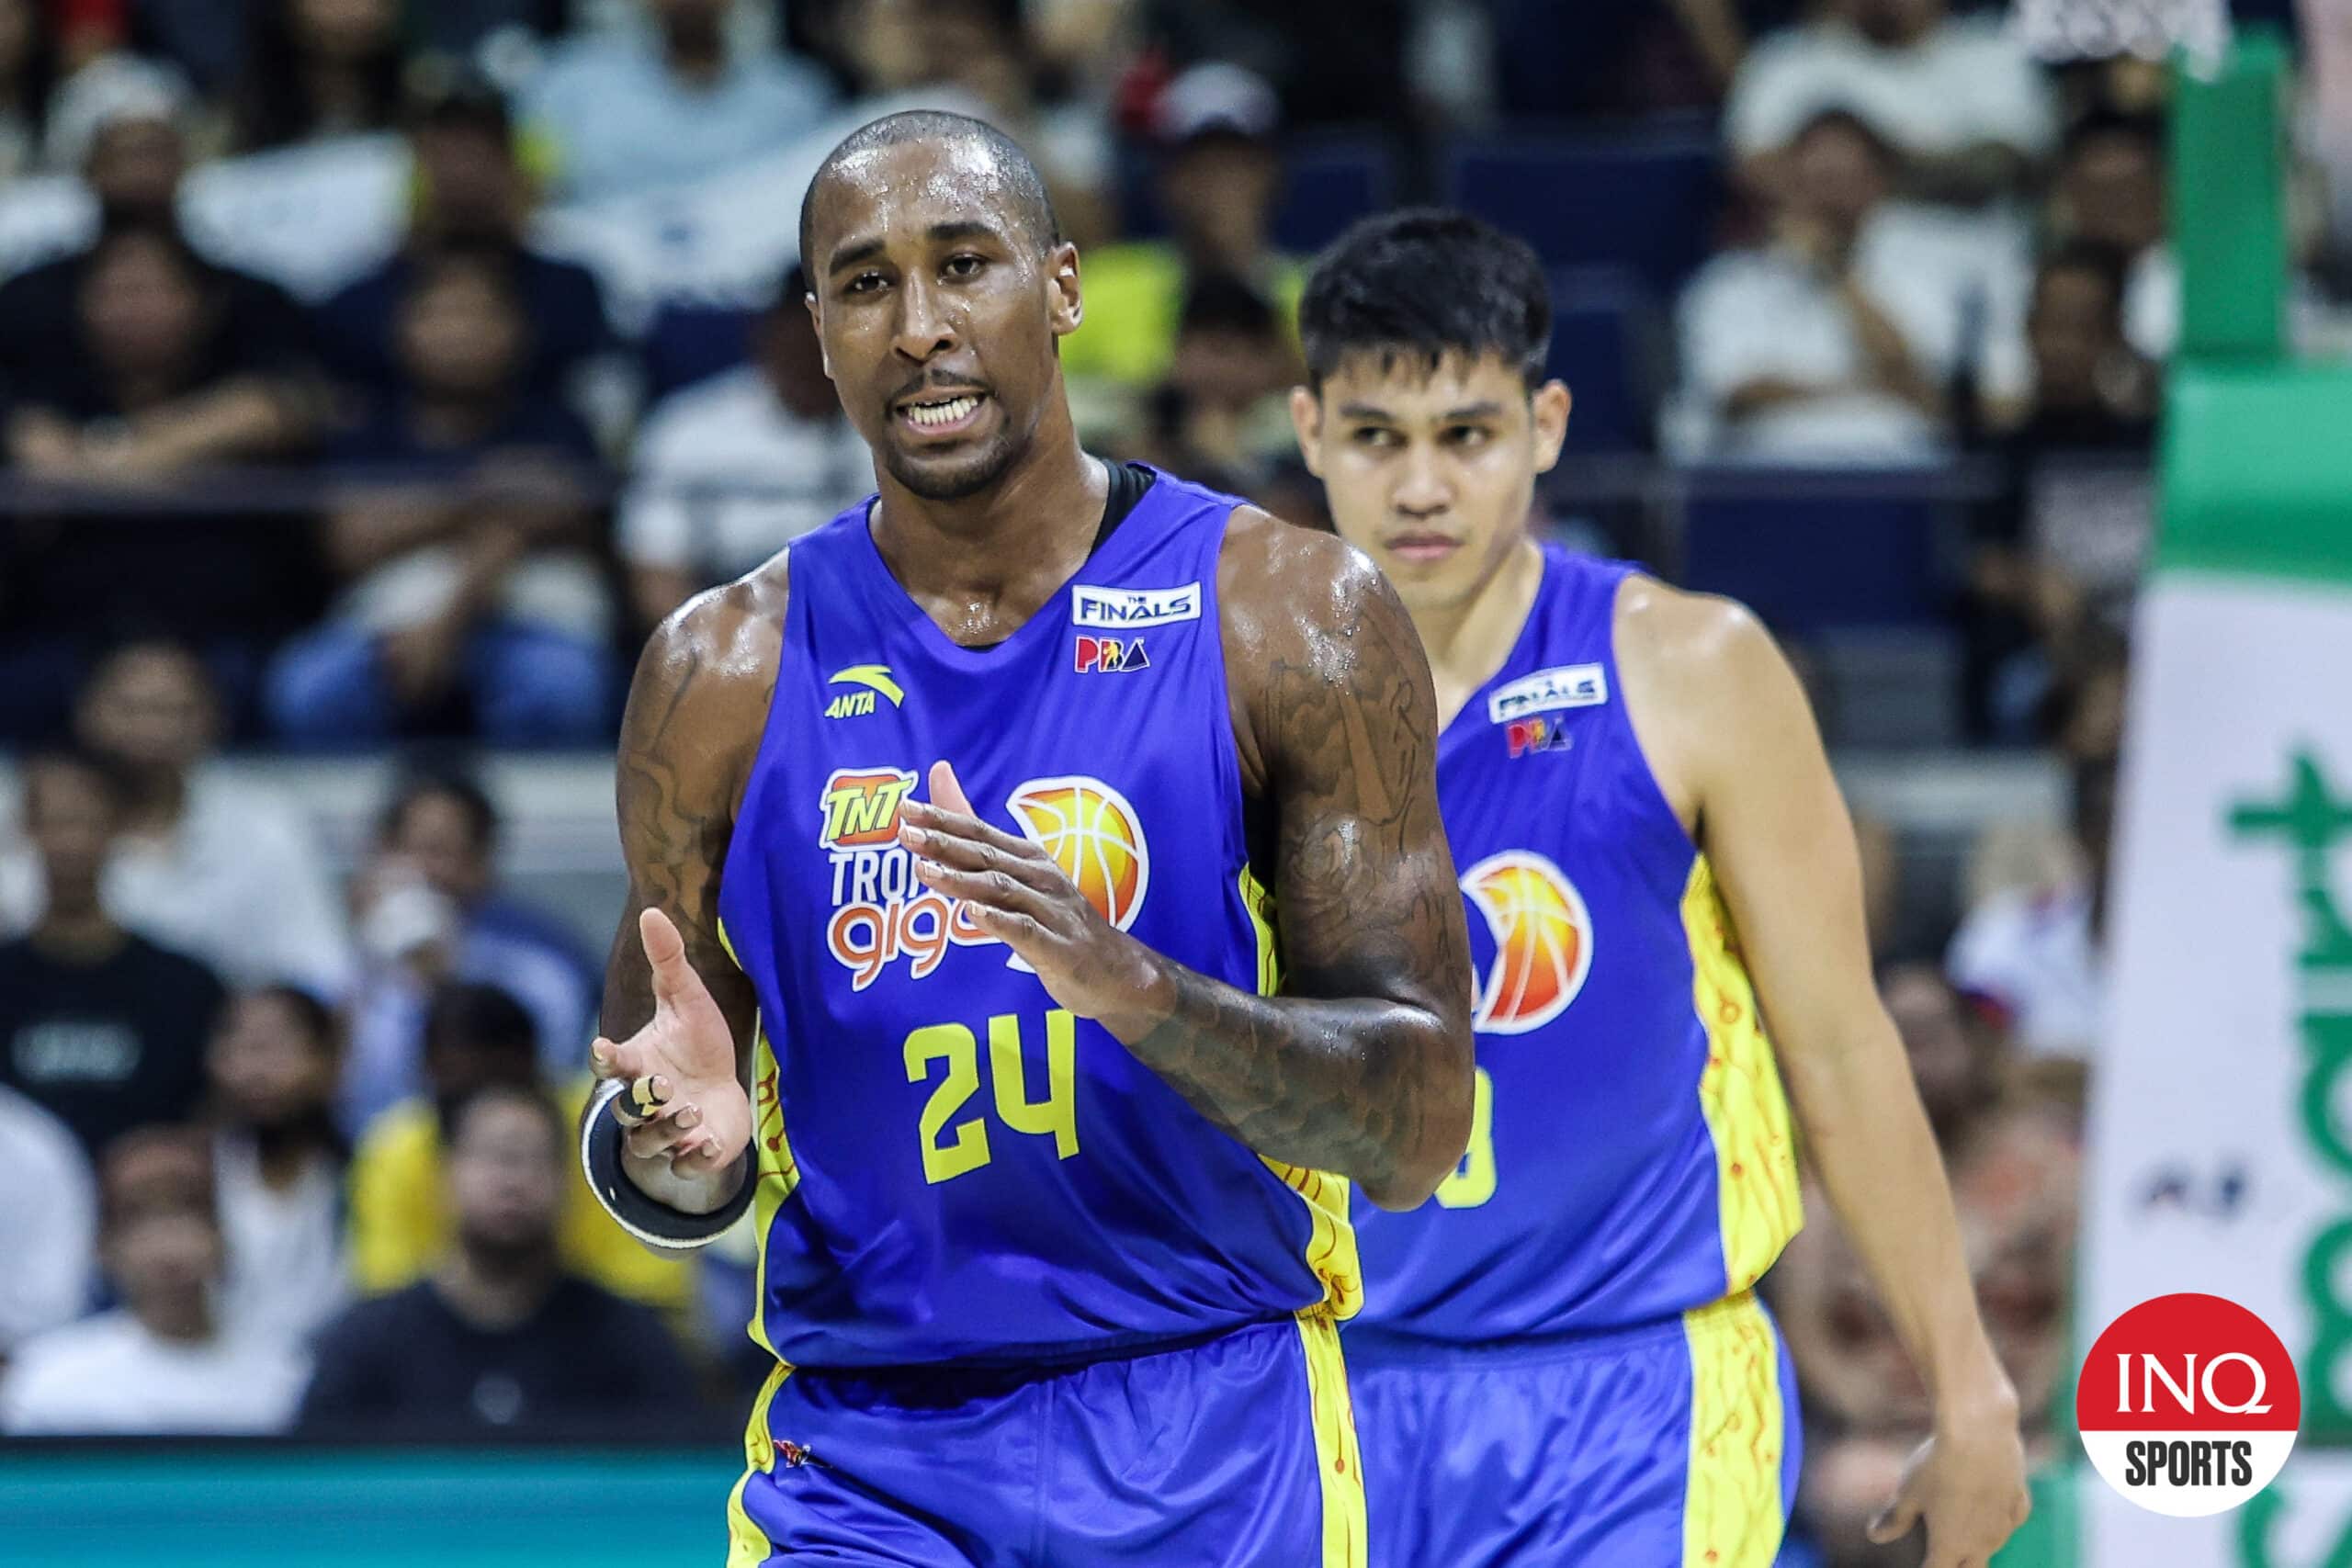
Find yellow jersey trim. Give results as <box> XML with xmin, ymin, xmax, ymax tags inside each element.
<box><xmin>1240</xmin><ymin>866</ymin><xmax>1364</xmax><ymax>1321</ymax></box>
<box><xmin>1682</xmin><ymin>857</ymin><xmax>1802</xmax><ymax>1294</ymax></box>
<box><xmin>1294</xmin><ymin>1308</ymin><xmax>1369</xmax><ymax>1568</ymax></box>
<box><xmin>1680</xmin><ymin>1292</ymin><xmax>1790</xmax><ymax>1568</ymax></box>
<box><xmin>718</xmin><ymin>919</ymin><xmax>800</xmax><ymax>1361</ymax></box>
<box><xmin>724</xmin><ymin>1361</ymin><xmax>793</xmax><ymax>1568</ymax></box>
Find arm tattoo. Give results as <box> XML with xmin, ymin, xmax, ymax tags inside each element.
<box><xmin>1122</xmin><ymin>545</ymin><xmax>1474</xmax><ymax>1206</ymax></box>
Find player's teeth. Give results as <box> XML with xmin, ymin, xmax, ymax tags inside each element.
<box><xmin>908</xmin><ymin>396</ymin><xmax>978</xmax><ymax>426</ymax></box>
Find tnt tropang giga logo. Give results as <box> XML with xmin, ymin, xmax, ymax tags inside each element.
<box><xmin>2077</xmin><ymin>1293</ymin><xmax>2301</xmax><ymax>1517</ymax></box>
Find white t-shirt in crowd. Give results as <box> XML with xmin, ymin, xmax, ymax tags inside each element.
<box><xmin>0</xmin><ymin>770</ymin><xmax>354</xmax><ymax>997</ymax></box>
<box><xmin>1947</xmin><ymin>882</ymin><xmax>2103</xmax><ymax>1058</ymax></box>
<box><xmin>0</xmin><ymin>1310</ymin><xmax>310</xmax><ymax>1434</ymax></box>
<box><xmin>0</xmin><ymin>1087</ymin><xmax>95</xmax><ymax>1353</ymax></box>
<box><xmin>214</xmin><ymin>1134</ymin><xmax>350</xmax><ymax>1346</ymax></box>
<box><xmin>1677</xmin><ymin>201</ymin><xmax>2032</xmax><ymax>461</ymax></box>
<box><xmin>620</xmin><ymin>365</ymin><xmax>872</xmax><ymax>581</ymax></box>
<box><xmin>1726</xmin><ymin>15</ymin><xmax>2057</xmax><ymax>162</ymax></box>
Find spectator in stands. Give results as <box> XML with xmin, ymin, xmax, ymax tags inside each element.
<box><xmin>522</xmin><ymin>0</ymin><xmax>834</xmax><ymax>203</ymax></box>
<box><xmin>1948</xmin><ymin>751</ymin><xmax>2113</xmax><ymax>1059</ymax></box>
<box><xmin>1962</xmin><ymin>248</ymin><xmax>2154</xmax><ymax>739</ymax></box>
<box><xmin>0</xmin><ymin>641</ymin><xmax>353</xmax><ymax>991</ymax></box>
<box><xmin>2047</xmin><ymin>110</ymin><xmax>2173</xmax><ymax>359</ymax></box>
<box><xmin>1880</xmin><ymin>959</ymin><xmax>2002</xmax><ymax>1142</ymax></box>
<box><xmin>266</xmin><ymin>251</ymin><xmax>616</xmax><ymax>746</ymax></box>
<box><xmin>346</xmin><ymin>979</ymin><xmax>689</xmax><ymax>1317</ymax></box>
<box><xmin>0</xmin><ymin>750</ymin><xmax>222</xmax><ymax>1160</ymax></box>
<box><xmin>1675</xmin><ymin>107</ymin><xmax>2030</xmax><ymax>461</ymax></box>
<box><xmin>207</xmin><ymin>985</ymin><xmax>349</xmax><ymax>1344</ymax></box>
<box><xmin>1725</xmin><ymin>0</ymin><xmax>2057</xmax><ymax>206</ymax></box>
<box><xmin>620</xmin><ymin>264</ymin><xmax>867</xmax><ymax>629</ymax></box>
<box><xmin>1125</xmin><ymin>269</ymin><xmax>1297</xmax><ymax>498</ymax></box>
<box><xmin>315</xmin><ymin>74</ymin><xmax>619</xmax><ymax>419</ymax></box>
<box><xmin>1059</xmin><ymin>62</ymin><xmax>1302</xmax><ymax>396</ymax></box>
<box><xmin>231</xmin><ymin>0</ymin><xmax>405</xmax><ymax>152</ymax></box>
<box><xmin>337</xmin><ymin>768</ymin><xmax>599</xmax><ymax>1131</ymax></box>
<box><xmin>0</xmin><ymin>1125</ymin><xmax>309</xmax><ymax>1433</ymax></box>
<box><xmin>305</xmin><ymin>1083</ymin><xmax>696</xmax><ymax>1437</ymax></box>
<box><xmin>0</xmin><ymin>1083</ymin><xmax>95</xmax><ymax>1360</ymax></box>
<box><xmin>1140</xmin><ymin>0</ymin><xmax>1409</xmax><ymax>130</ymax></box>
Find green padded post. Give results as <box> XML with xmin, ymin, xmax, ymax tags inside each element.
<box><xmin>2173</xmin><ymin>29</ymin><xmax>2289</xmax><ymax>361</ymax></box>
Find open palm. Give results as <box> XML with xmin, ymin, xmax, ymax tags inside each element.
<box><xmin>591</xmin><ymin>908</ymin><xmax>752</xmax><ymax>1196</ymax></box>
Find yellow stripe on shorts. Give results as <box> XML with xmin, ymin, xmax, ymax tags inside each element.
<box><xmin>724</xmin><ymin>1360</ymin><xmax>793</xmax><ymax>1568</ymax></box>
<box><xmin>1295</xmin><ymin>1307</ymin><xmax>1368</xmax><ymax>1568</ymax></box>
<box><xmin>1680</xmin><ymin>1292</ymin><xmax>1788</xmax><ymax>1568</ymax></box>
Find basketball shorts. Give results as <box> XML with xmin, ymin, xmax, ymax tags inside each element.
<box><xmin>1349</xmin><ymin>1292</ymin><xmax>1801</xmax><ymax>1568</ymax></box>
<box><xmin>725</xmin><ymin>1309</ymin><xmax>1364</xmax><ymax>1567</ymax></box>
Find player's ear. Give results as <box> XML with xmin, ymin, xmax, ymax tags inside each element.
<box><xmin>1046</xmin><ymin>242</ymin><xmax>1083</xmax><ymax>338</ymax></box>
<box><xmin>806</xmin><ymin>290</ymin><xmax>832</xmax><ymax>380</ymax></box>
<box><xmin>1287</xmin><ymin>386</ymin><xmax>1325</xmax><ymax>477</ymax></box>
<box><xmin>1530</xmin><ymin>378</ymin><xmax>1571</xmax><ymax>475</ymax></box>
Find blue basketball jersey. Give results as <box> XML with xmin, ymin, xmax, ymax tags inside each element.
<box><xmin>1350</xmin><ymin>545</ymin><xmax>1803</xmax><ymax>1347</ymax></box>
<box><xmin>713</xmin><ymin>466</ymin><xmax>1356</xmax><ymax>1371</ymax></box>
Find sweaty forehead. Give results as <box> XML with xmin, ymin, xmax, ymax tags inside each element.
<box><xmin>812</xmin><ymin>140</ymin><xmax>1026</xmax><ymax>259</ymax></box>
<box><xmin>1325</xmin><ymin>350</ymin><xmax>1529</xmax><ymax>417</ymax></box>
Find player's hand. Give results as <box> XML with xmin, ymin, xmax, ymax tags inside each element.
<box><xmin>1866</xmin><ymin>1388</ymin><xmax>2032</xmax><ymax>1568</ymax></box>
<box><xmin>900</xmin><ymin>761</ymin><xmax>1159</xmax><ymax>1030</ymax></box>
<box><xmin>589</xmin><ymin>907</ymin><xmax>752</xmax><ymax>1212</ymax></box>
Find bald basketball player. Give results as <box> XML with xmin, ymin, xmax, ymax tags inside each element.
<box><xmin>576</xmin><ymin>114</ymin><xmax>1474</xmax><ymax>1567</ymax></box>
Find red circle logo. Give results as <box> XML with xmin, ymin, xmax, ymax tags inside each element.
<box><xmin>2076</xmin><ymin>1293</ymin><xmax>2300</xmax><ymax>1517</ymax></box>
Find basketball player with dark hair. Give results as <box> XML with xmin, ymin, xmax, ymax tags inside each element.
<box><xmin>1290</xmin><ymin>209</ymin><xmax>2030</xmax><ymax>1568</ymax></box>
<box><xmin>578</xmin><ymin>114</ymin><xmax>1474</xmax><ymax>1565</ymax></box>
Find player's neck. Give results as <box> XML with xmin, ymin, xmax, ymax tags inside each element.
<box><xmin>869</xmin><ymin>412</ymin><xmax>1109</xmax><ymax>639</ymax></box>
<box><xmin>1413</xmin><ymin>535</ymin><xmax>1546</xmax><ymax>731</ymax></box>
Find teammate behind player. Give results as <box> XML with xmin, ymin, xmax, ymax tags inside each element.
<box><xmin>578</xmin><ymin>117</ymin><xmax>1475</xmax><ymax>1566</ymax></box>
<box><xmin>1291</xmin><ymin>210</ymin><xmax>2030</xmax><ymax>1568</ymax></box>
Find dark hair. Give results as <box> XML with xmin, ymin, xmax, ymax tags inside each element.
<box><xmin>1789</xmin><ymin>106</ymin><xmax>1899</xmax><ymax>170</ymax></box>
<box><xmin>443</xmin><ymin>1079</ymin><xmax>567</xmax><ymax>1158</ymax></box>
<box><xmin>408</xmin><ymin>68</ymin><xmax>512</xmax><ymax>143</ymax></box>
<box><xmin>1297</xmin><ymin>208</ymin><xmax>1552</xmax><ymax>390</ymax></box>
<box><xmin>797</xmin><ymin>111</ymin><xmax>1061</xmax><ymax>273</ymax></box>
<box><xmin>423</xmin><ymin>980</ymin><xmax>538</xmax><ymax>1063</ymax></box>
<box><xmin>379</xmin><ymin>763</ymin><xmax>501</xmax><ymax>852</ymax></box>
<box><xmin>232</xmin><ymin>0</ymin><xmax>406</xmax><ymax>152</ymax></box>
<box><xmin>244</xmin><ymin>983</ymin><xmax>340</xmax><ymax>1055</ymax></box>
<box><xmin>2062</xmin><ymin>107</ymin><xmax>2165</xmax><ymax>168</ymax></box>
<box><xmin>1179</xmin><ymin>271</ymin><xmax>1277</xmax><ymax>340</ymax></box>
<box><xmin>21</xmin><ymin>743</ymin><xmax>137</xmax><ymax>817</ymax></box>
<box><xmin>2033</xmin><ymin>242</ymin><xmax>2129</xmax><ymax>316</ymax></box>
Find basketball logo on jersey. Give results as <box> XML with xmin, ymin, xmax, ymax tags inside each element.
<box><xmin>820</xmin><ymin>770</ymin><xmax>1148</xmax><ymax>989</ymax></box>
<box><xmin>1006</xmin><ymin>777</ymin><xmax>1150</xmax><ymax>931</ymax></box>
<box><xmin>1460</xmin><ymin>850</ymin><xmax>1593</xmax><ymax>1033</ymax></box>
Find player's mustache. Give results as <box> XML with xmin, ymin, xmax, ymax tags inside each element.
<box><xmin>888</xmin><ymin>372</ymin><xmax>992</xmax><ymax>407</ymax></box>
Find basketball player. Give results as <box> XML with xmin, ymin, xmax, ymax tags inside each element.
<box><xmin>577</xmin><ymin>116</ymin><xmax>1475</xmax><ymax>1566</ymax></box>
<box><xmin>1290</xmin><ymin>210</ymin><xmax>2030</xmax><ymax>1568</ymax></box>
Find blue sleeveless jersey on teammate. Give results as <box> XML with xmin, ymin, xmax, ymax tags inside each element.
<box><xmin>1348</xmin><ymin>546</ymin><xmax>1804</xmax><ymax>1568</ymax></box>
<box><xmin>712</xmin><ymin>464</ymin><xmax>1363</xmax><ymax>1568</ymax></box>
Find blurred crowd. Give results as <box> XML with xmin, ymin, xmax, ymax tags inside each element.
<box><xmin>0</xmin><ymin>0</ymin><xmax>2294</xmax><ymax>1557</ymax></box>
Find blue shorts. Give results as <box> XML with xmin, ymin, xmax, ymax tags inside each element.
<box><xmin>1349</xmin><ymin>1292</ymin><xmax>1802</xmax><ymax>1568</ymax></box>
<box><xmin>725</xmin><ymin>1310</ymin><xmax>1364</xmax><ymax>1567</ymax></box>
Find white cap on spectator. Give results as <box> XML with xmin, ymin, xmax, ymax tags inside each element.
<box><xmin>1155</xmin><ymin>62</ymin><xmax>1281</xmax><ymax>147</ymax></box>
<box><xmin>46</xmin><ymin>55</ymin><xmax>197</xmax><ymax>172</ymax></box>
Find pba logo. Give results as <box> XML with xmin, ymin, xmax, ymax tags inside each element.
<box><xmin>820</xmin><ymin>770</ymin><xmax>1148</xmax><ymax>989</ymax></box>
<box><xmin>1006</xmin><ymin>777</ymin><xmax>1150</xmax><ymax>932</ymax></box>
<box><xmin>1074</xmin><ymin>635</ymin><xmax>1151</xmax><ymax>674</ymax></box>
<box><xmin>1505</xmin><ymin>715</ymin><xmax>1574</xmax><ymax>758</ymax></box>
<box><xmin>1459</xmin><ymin>850</ymin><xmax>1593</xmax><ymax>1033</ymax></box>
<box><xmin>2077</xmin><ymin>1292</ymin><xmax>2300</xmax><ymax>1517</ymax></box>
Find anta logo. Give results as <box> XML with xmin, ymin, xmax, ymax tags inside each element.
<box><xmin>1070</xmin><ymin>582</ymin><xmax>1201</xmax><ymax>629</ymax></box>
<box><xmin>825</xmin><ymin>664</ymin><xmax>904</xmax><ymax>718</ymax></box>
<box><xmin>818</xmin><ymin>767</ymin><xmax>919</xmax><ymax>850</ymax></box>
<box><xmin>1460</xmin><ymin>850</ymin><xmax>1593</xmax><ymax>1033</ymax></box>
<box><xmin>1075</xmin><ymin>634</ymin><xmax>1150</xmax><ymax>674</ymax></box>
<box><xmin>822</xmin><ymin>772</ymin><xmax>1149</xmax><ymax>989</ymax></box>
<box><xmin>1487</xmin><ymin>662</ymin><xmax>1608</xmax><ymax>724</ymax></box>
<box><xmin>1506</xmin><ymin>716</ymin><xmax>1574</xmax><ymax>758</ymax></box>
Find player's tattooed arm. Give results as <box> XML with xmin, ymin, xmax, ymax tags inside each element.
<box><xmin>897</xmin><ymin>515</ymin><xmax>1473</xmax><ymax>1208</ymax></box>
<box><xmin>588</xmin><ymin>561</ymin><xmax>785</xmax><ymax>1214</ymax></box>
<box><xmin>1132</xmin><ymin>514</ymin><xmax>1476</xmax><ymax>1208</ymax></box>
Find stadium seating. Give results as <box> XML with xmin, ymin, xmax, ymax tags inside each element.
<box><xmin>1445</xmin><ymin>121</ymin><xmax>1721</xmax><ymax>294</ymax></box>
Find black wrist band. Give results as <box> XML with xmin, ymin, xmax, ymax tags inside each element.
<box><xmin>580</xmin><ymin>1077</ymin><xmax>755</xmax><ymax>1248</ymax></box>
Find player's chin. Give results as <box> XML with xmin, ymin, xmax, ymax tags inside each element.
<box><xmin>883</xmin><ymin>435</ymin><xmax>1017</xmax><ymax>502</ymax></box>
